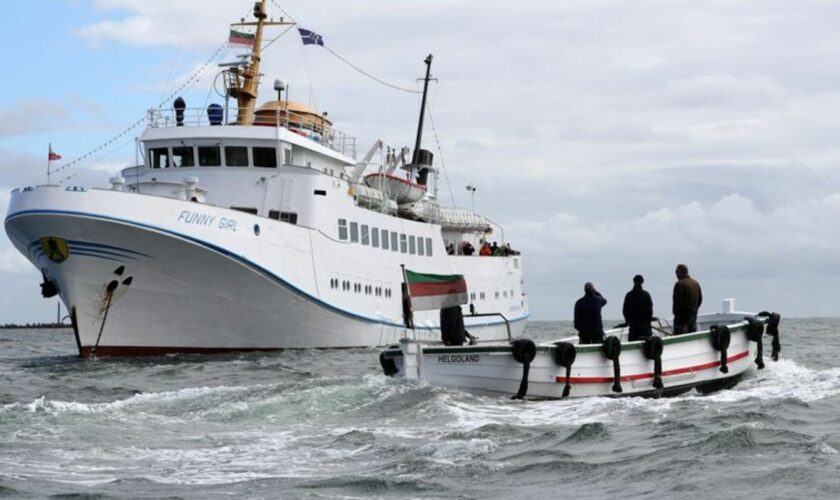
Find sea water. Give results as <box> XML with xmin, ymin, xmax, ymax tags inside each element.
<box><xmin>1</xmin><ymin>320</ymin><xmax>839</xmax><ymax>499</ymax></box>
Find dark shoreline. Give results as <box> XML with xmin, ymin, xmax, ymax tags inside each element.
<box><xmin>0</xmin><ymin>324</ymin><xmax>69</xmax><ymax>330</ymax></box>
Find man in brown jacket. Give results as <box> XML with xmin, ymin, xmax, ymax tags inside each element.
<box><xmin>672</xmin><ymin>263</ymin><xmax>702</xmax><ymax>334</ymax></box>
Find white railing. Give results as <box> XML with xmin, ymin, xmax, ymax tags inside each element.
<box><xmin>146</xmin><ymin>107</ymin><xmax>357</xmax><ymax>159</ymax></box>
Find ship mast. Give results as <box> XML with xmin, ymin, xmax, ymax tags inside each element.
<box><xmin>226</xmin><ymin>0</ymin><xmax>295</xmax><ymax>126</ymax></box>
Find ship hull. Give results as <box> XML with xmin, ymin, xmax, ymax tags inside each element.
<box><xmin>5</xmin><ymin>186</ymin><xmax>528</xmax><ymax>357</ymax></box>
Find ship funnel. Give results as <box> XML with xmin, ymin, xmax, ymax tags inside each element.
<box><xmin>173</xmin><ymin>97</ymin><xmax>186</xmax><ymax>127</ymax></box>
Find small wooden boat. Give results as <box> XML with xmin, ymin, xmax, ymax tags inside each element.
<box><xmin>380</xmin><ymin>301</ymin><xmax>782</xmax><ymax>399</ymax></box>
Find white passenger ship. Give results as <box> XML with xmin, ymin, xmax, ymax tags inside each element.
<box><xmin>3</xmin><ymin>1</ymin><xmax>529</xmax><ymax>357</ymax></box>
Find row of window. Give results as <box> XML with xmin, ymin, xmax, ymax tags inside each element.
<box><xmin>150</xmin><ymin>145</ymin><xmax>291</xmax><ymax>169</ymax></box>
<box><xmin>329</xmin><ymin>278</ymin><xmax>393</xmax><ymax>298</ymax></box>
<box><xmin>468</xmin><ymin>288</ymin><xmax>516</xmax><ymax>302</ymax></box>
<box><xmin>337</xmin><ymin>219</ymin><xmax>434</xmax><ymax>256</ymax></box>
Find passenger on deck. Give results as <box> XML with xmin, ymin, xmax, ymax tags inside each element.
<box><xmin>462</xmin><ymin>241</ymin><xmax>475</xmax><ymax>256</ymax></box>
<box><xmin>672</xmin><ymin>263</ymin><xmax>702</xmax><ymax>335</ymax></box>
<box><xmin>440</xmin><ymin>306</ymin><xmax>466</xmax><ymax>346</ymax></box>
<box><xmin>574</xmin><ymin>282</ymin><xmax>607</xmax><ymax>344</ymax></box>
<box><xmin>479</xmin><ymin>242</ymin><xmax>492</xmax><ymax>256</ymax></box>
<box><xmin>491</xmin><ymin>241</ymin><xmax>503</xmax><ymax>256</ymax></box>
<box><xmin>446</xmin><ymin>243</ymin><xmax>455</xmax><ymax>255</ymax></box>
<box><xmin>622</xmin><ymin>274</ymin><xmax>654</xmax><ymax>341</ymax></box>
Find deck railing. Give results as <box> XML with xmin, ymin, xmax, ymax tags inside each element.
<box><xmin>146</xmin><ymin>107</ymin><xmax>357</xmax><ymax>159</ymax></box>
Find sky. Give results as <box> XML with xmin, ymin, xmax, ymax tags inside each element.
<box><xmin>3</xmin><ymin>0</ymin><xmax>840</xmax><ymax>322</ymax></box>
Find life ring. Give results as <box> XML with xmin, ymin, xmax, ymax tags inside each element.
<box><xmin>379</xmin><ymin>351</ymin><xmax>398</xmax><ymax>377</ymax></box>
<box><xmin>710</xmin><ymin>325</ymin><xmax>731</xmax><ymax>374</ymax></box>
<box><xmin>602</xmin><ymin>336</ymin><xmax>623</xmax><ymax>393</ymax></box>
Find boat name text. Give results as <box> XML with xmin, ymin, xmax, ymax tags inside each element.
<box><xmin>177</xmin><ymin>210</ymin><xmax>238</xmax><ymax>232</ymax></box>
<box><xmin>437</xmin><ymin>354</ymin><xmax>480</xmax><ymax>364</ymax></box>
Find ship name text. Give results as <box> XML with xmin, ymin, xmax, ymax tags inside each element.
<box><xmin>177</xmin><ymin>210</ymin><xmax>238</xmax><ymax>232</ymax></box>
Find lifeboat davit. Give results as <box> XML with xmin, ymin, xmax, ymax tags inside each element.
<box><xmin>363</xmin><ymin>173</ymin><xmax>426</xmax><ymax>204</ymax></box>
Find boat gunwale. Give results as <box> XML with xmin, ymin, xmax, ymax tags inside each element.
<box><xmin>383</xmin><ymin>319</ymin><xmax>761</xmax><ymax>358</ymax></box>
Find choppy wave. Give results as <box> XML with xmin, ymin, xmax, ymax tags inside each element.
<box><xmin>1</xmin><ymin>322</ymin><xmax>839</xmax><ymax>498</ymax></box>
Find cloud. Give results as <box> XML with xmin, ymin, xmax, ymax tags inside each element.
<box><xmin>0</xmin><ymin>99</ymin><xmax>69</xmax><ymax>138</ymax></box>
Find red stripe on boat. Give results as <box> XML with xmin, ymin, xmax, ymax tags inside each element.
<box><xmin>555</xmin><ymin>350</ymin><xmax>750</xmax><ymax>384</ymax></box>
<box><xmin>409</xmin><ymin>280</ymin><xmax>467</xmax><ymax>297</ymax></box>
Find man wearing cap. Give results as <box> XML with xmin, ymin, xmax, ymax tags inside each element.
<box><xmin>574</xmin><ymin>282</ymin><xmax>608</xmax><ymax>344</ymax></box>
<box><xmin>673</xmin><ymin>264</ymin><xmax>702</xmax><ymax>335</ymax></box>
<box><xmin>622</xmin><ymin>274</ymin><xmax>654</xmax><ymax>342</ymax></box>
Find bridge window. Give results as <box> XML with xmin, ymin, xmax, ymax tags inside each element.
<box><xmin>350</xmin><ymin>222</ymin><xmax>359</xmax><ymax>242</ymax></box>
<box><xmin>426</xmin><ymin>238</ymin><xmax>433</xmax><ymax>256</ymax></box>
<box><xmin>338</xmin><ymin>219</ymin><xmax>348</xmax><ymax>240</ymax></box>
<box><xmin>172</xmin><ymin>146</ymin><xmax>194</xmax><ymax>167</ymax></box>
<box><xmin>400</xmin><ymin>234</ymin><xmax>407</xmax><ymax>253</ymax></box>
<box><xmin>253</xmin><ymin>147</ymin><xmax>277</xmax><ymax>168</ymax></box>
<box><xmin>198</xmin><ymin>146</ymin><xmax>220</xmax><ymax>167</ymax></box>
<box><xmin>225</xmin><ymin>146</ymin><xmax>249</xmax><ymax>167</ymax></box>
<box><xmin>417</xmin><ymin>237</ymin><xmax>425</xmax><ymax>256</ymax></box>
<box><xmin>409</xmin><ymin>236</ymin><xmax>416</xmax><ymax>255</ymax></box>
<box><xmin>371</xmin><ymin>228</ymin><xmax>380</xmax><ymax>248</ymax></box>
<box><xmin>150</xmin><ymin>148</ymin><xmax>169</xmax><ymax>169</ymax></box>
<box><xmin>391</xmin><ymin>232</ymin><xmax>398</xmax><ymax>252</ymax></box>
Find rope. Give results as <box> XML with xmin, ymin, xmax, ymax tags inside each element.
<box><xmin>269</xmin><ymin>0</ymin><xmax>420</xmax><ymax>94</ymax></box>
<box><xmin>427</xmin><ymin>103</ymin><xmax>457</xmax><ymax>207</ymax></box>
<box><xmin>51</xmin><ymin>41</ymin><xmax>230</xmax><ymax>182</ymax></box>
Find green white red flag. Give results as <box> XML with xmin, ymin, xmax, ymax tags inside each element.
<box><xmin>229</xmin><ymin>29</ymin><xmax>255</xmax><ymax>47</ymax></box>
<box><xmin>404</xmin><ymin>269</ymin><xmax>468</xmax><ymax>311</ymax></box>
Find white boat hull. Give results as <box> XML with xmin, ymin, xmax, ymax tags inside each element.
<box><xmin>5</xmin><ymin>186</ymin><xmax>528</xmax><ymax>356</ymax></box>
<box><xmin>384</xmin><ymin>313</ymin><xmax>774</xmax><ymax>399</ymax></box>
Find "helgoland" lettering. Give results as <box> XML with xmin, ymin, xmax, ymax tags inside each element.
<box><xmin>437</xmin><ymin>354</ymin><xmax>480</xmax><ymax>364</ymax></box>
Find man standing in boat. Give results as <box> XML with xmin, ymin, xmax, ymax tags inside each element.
<box><xmin>574</xmin><ymin>282</ymin><xmax>607</xmax><ymax>344</ymax></box>
<box><xmin>672</xmin><ymin>264</ymin><xmax>702</xmax><ymax>334</ymax></box>
<box><xmin>622</xmin><ymin>274</ymin><xmax>654</xmax><ymax>341</ymax></box>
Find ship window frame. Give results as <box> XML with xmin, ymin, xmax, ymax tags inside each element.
<box><xmin>417</xmin><ymin>237</ymin><xmax>425</xmax><ymax>256</ymax></box>
<box><xmin>197</xmin><ymin>146</ymin><xmax>221</xmax><ymax>167</ymax></box>
<box><xmin>150</xmin><ymin>148</ymin><xmax>169</xmax><ymax>169</ymax></box>
<box><xmin>426</xmin><ymin>238</ymin><xmax>433</xmax><ymax>256</ymax></box>
<box><xmin>361</xmin><ymin>225</ymin><xmax>370</xmax><ymax>245</ymax></box>
<box><xmin>172</xmin><ymin>146</ymin><xmax>195</xmax><ymax>168</ymax></box>
<box><xmin>224</xmin><ymin>146</ymin><xmax>249</xmax><ymax>167</ymax></box>
<box><xmin>409</xmin><ymin>236</ymin><xmax>416</xmax><ymax>255</ymax></box>
<box><xmin>350</xmin><ymin>222</ymin><xmax>359</xmax><ymax>243</ymax></box>
<box><xmin>391</xmin><ymin>232</ymin><xmax>398</xmax><ymax>252</ymax></box>
<box><xmin>400</xmin><ymin>234</ymin><xmax>407</xmax><ymax>253</ymax></box>
<box><xmin>371</xmin><ymin>228</ymin><xmax>380</xmax><ymax>248</ymax></box>
<box><xmin>381</xmin><ymin>229</ymin><xmax>389</xmax><ymax>250</ymax></box>
<box><xmin>338</xmin><ymin>219</ymin><xmax>348</xmax><ymax>240</ymax></box>
<box><xmin>253</xmin><ymin>146</ymin><xmax>277</xmax><ymax>168</ymax></box>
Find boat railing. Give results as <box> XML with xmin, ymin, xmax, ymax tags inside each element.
<box><xmin>146</xmin><ymin>107</ymin><xmax>357</xmax><ymax>159</ymax></box>
<box><xmin>465</xmin><ymin>312</ymin><xmax>512</xmax><ymax>343</ymax></box>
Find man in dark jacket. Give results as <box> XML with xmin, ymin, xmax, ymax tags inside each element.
<box><xmin>672</xmin><ymin>263</ymin><xmax>702</xmax><ymax>334</ymax></box>
<box><xmin>623</xmin><ymin>274</ymin><xmax>653</xmax><ymax>341</ymax></box>
<box><xmin>574</xmin><ymin>282</ymin><xmax>607</xmax><ymax>344</ymax></box>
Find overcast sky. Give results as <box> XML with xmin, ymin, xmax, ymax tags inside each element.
<box><xmin>3</xmin><ymin>0</ymin><xmax>840</xmax><ymax>322</ymax></box>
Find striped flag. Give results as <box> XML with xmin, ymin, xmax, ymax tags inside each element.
<box><xmin>48</xmin><ymin>145</ymin><xmax>61</xmax><ymax>161</ymax></box>
<box><xmin>404</xmin><ymin>269</ymin><xmax>468</xmax><ymax>311</ymax></box>
<box><xmin>229</xmin><ymin>29</ymin><xmax>255</xmax><ymax>47</ymax></box>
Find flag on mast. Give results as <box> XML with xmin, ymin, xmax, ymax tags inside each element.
<box><xmin>48</xmin><ymin>144</ymin><xmax>61</xmax><ymax>161</ymax></box>
<box><xmin>229</xmin><ymin>29</ymin><xmax>255</xmax><ymax>47</ymax></box>
<box><xmin>298</xmin><ymin>27</ymin><xmax>324</xmax><ymax>46</ymax></box>
<box><xmin>403</xmin><ymin>269</ymin><xmax>468</xmax><ymax>311</ymax></box>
